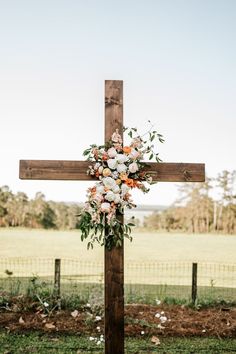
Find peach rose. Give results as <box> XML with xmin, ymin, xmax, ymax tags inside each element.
<box><xmin>103</xmin><ymin>168</ymin><xmax>112</xmax><ymax>177</ymax></box>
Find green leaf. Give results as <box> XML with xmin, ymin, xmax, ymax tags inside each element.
<box><xmin>149</xmin><ymin>153</ymin><xmax>154</xmax><ymax>160</ymax></box>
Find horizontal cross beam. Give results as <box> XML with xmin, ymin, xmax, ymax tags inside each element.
<box><xmin>19</xmin><ymin>160</ymin><xmax>205</xmax><ymax>182</ymax></box>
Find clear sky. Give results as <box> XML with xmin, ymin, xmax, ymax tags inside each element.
<box><xmin>0</xmin><ymin>0</ymin><xmax>235</xmax><ymax>205</ymax></box>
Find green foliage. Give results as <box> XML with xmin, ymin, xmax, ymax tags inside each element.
<box><xmin>79</xmin><ymin>209</ymin><xmax>134</xmax><ymax>249</ymax></box>
<box><xmin>60</xmin><ymin>294</ymin><xmax>86</xmax><ymax>310</ymax></box>
<box><xmin>0</xmin><ymin>332</ymin><xmax>236</xmax><ymax>354</ymax></box>
<box><xmin>26</xmin><ymin>276</ymin><xmax>58</xmax><ymax>314</ymax></box>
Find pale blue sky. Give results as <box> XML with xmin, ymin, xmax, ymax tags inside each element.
<box><xmin>0</xmin><ymin>0</ymin><xmax>235</xmax><ymax>205</ymax></box>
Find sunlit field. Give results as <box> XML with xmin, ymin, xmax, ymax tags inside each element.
<box><xmin>0</xmin><ymin>228</ymin><xmax>235</xmax><ymax>263</ymax></box>
<box><xmin>1</xmin><ymin>228</ymin><xmax>236</xmax><ymax>301</ymax></box>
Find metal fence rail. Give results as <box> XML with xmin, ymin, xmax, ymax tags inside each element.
<box><xmin>0</xmin><ymin>258</ymin><xmax>235</xmax><ymax>303</ymax></box>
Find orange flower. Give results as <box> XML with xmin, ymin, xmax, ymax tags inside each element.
<box><xmin>102</xmin><ymin>153</ymin><xmax>108</xmax><ymax>161</ymax></box>
<box><xmin>132</xmin><ymin>180</ymin><xmax>141</xmax><ymax>188</ymax></box>
<box><xmin>123</xmin><ymin>146</ymin><xmax>132</xmax><ymax>154</ymax></box>
<box><xmin>125</xmin><ymin>178</ymin><xmax>134</xmax><ymax>187</ymax></box>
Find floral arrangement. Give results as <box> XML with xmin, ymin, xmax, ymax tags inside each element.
<box><xmin>79</xmin><ymin>123</ymin><xmax>164</xmax><ymax>249</ymax></box>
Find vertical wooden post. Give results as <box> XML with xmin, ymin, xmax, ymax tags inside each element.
<box><xmin>191</xmin><ymin>262</ymin><xmax>198</xmax><ymax>304</ymax></box>
<box><xmin>54</xmin><ymin>258</ymin><xmax>61</xmax><ymax>308</ymax></box>
<box><xmin>105</xmin><ymin>80</ymin><xmax>124</xmax><ymax>354</ymax></box>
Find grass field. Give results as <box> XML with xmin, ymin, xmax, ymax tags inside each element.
<box><xmin>0</xmin><ymin>228</ymin><xmax>236</xmax><ymax>263</ymax></box>
<box><xmin>1</xmin><ymin>332</ymin><xmax>236</xmax><ymax>353</ymax></box>
<box><xmin>1</xmin><ymin>228</ymin><xmax>236</xmax><ymax>302</ymax></box>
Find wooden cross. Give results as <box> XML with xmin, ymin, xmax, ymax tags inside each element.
<box><xmin>19</xmin><ymin>80</ymin><xmax>205</xmax><ymax>354</ymax></box>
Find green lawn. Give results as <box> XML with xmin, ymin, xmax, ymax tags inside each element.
<box><xmin>0</xmin><ymin>228</ymin><xmax>236</xmax><ymax>263</ymax></box>
<box><xmin>0</xmin><ymin>229</ymin><xmax>236</xmax><ymax>299</ymax></box>
<box><xmin>0</xmin><ymin>332</ymin><xmax>236</xmax><ymax>353</ymax></box>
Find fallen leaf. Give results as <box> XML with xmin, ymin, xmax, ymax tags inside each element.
<box><xmin>151</xmin><ymin>336</ymin><xmax>160</xmax><ymax>345</ymax></box>
<box><xmin>19</xmin><ymin>317</ymin><xmax>25</xmax><ymax>324</ymax></box>
<box><xmin>71</xmin><ymin>310</ymin><xmax>79</xmax><ymax>318</ymax></box>
<box><xmin>45</xmin><ymin>323</ymin><xmax>56</xmax><ymax>329</ymax></box>
<box><xmin>40</xmin><ymin>314</ymin><xmax>48</xmax><ymax>318</ymax></box>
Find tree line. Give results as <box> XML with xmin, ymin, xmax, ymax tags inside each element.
<box><xmin>144</xmin><ymin>170</ymin><xmax>236</xmax><ymax>234</ymax></box>
<box><xmin>0</xmin><ymin>186</ymin><xmax>82</xmax><ymax>229</ymax></box>
<box><xmin>1</xmin><ymin>169</ymin><xmax>235</xmax><ymax>233</ymax></box>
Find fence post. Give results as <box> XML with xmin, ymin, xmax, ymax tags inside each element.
<box><xmin>54</xmin><ymin>259</ymin><xmax>61</xmax><ymax>309</ymax></box>
<box><xmin>191</xmin><ymin>262</ymin><xmax>198</xmax><ymax>304</ymax></box>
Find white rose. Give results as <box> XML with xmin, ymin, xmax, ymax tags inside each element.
<box><xmin>121</xmin><ymin>184</ymin><xmax>130</xmax><ymax>195</ymax></box>
<box><xmin>114</xmin><ymin>194</ymin><xmax>121</xmax><ymax>204</ymax></box>
<box><xmin>94</xmin><ymin>193</ymin><xmax>103</xmax><ymax>202</ymax></box>
<box><xmin>117</xmin><ymin>163</ymin><xmax>127</xmax><ymax>173</ymax></box>
<box><xmin>107</xmin><ymin>147</ymin><xmax>117</xmax><ymax>158</ymax></box>
<box><xmin>129</xmin><ymin>162</ymin><xmax>139</xmax><ymax>173</ymax></box>
<box><xmin>129</xmin><ymin>148</ymin><xmax>139</xmax><ymax>160</ymax></box>
<box><xmin>103</xmin><ymin>177</ymin><xmax>116</xmax><ymax>189</ymax></box>
<box><xmin>96</xmin><ymin>185</ymin><xmax>105</xmax><ymax>194</ymax></box>
<box><xmin>98</xmin><ymin>166</ymin><xmax>104</xmax><ymax>174</ymax></box>
<box><xmin>112</xmin><ymin>184</ymin><xmax>120</xmax><ymax>193</ymax></box>
<box><xmin>101</xmin><ymin>202</ymin><xmax>111</xmax><ymax>213</ymax></box>
<box><xmin>107</xmin><ymin>158</ymin><xmax>118</xmax><ymax>170</ymax></box>
<box><xmin>116</xmin><ymin>154</ymin><xmax>128</xmax><ymax>164</ymax></box>
<box><xmin>112</xmin><ymin>171</ymin><xmax>119</xmax><ymax>179</ymax></box>
<box><xmin>105</xmin><ymin>191</ymin><xmax>116</xmax><ymax>202</ymax></box>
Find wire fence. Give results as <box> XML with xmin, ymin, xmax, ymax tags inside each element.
<box><xmin>0</xmin><ymin>258</ymin><xmax>235</xmax><ymax>303</ymax></box>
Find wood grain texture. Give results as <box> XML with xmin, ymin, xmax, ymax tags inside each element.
<box><xmin>105</xmin><ymin>80</ymin><xmax>124</xmax><ymax>354</ymax></box>
<box><xmin>105</xmin><ymin>234</ymin><xmax>124</xmax><ymax>354</ymax></box>
<box><xmin>105</xmin><ymin>80</ymin><xmax>123</xmax><ymax>142</ymax></box>
<box><xmin>20</xmin><ymin>160</ymin><xmax>205</xmax><ymax>182</ymax></box>
<box><xmin>19</xmin><ymin>160</ymin><xmax>93</xmax><ymax>180</ymax></box>
<box><xmin>143</xmin><ymin>162</ymin><xmax>205</xmax><ymax>182</ymax></box>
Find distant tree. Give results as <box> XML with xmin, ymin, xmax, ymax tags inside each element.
<box><xmin>0</xmin><ymin>186</ymin><xmax>13</xmax><ymax>226</ymax></box>
<box><xmin>215</xmin><ymin>170</ymin><xmax>236</xmax><ymax>233</ymax></box>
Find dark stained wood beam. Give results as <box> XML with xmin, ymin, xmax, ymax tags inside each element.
<box><xmin>19</xmin><ymin>160</ymin><xmax>94</xmax><ymax>181</ymax></box>
<box><xmin>20</xmin><ymin>160</ymin><xmax>205</xmax><ymax>182</ymax></box>
<box><xmin>104</xmin><ymin>80</ymin><xmax>124</xmax><ymax>354</ymax></box>
<box><xmin>143</xmin><ymin>162</ymin><xmax>205</xmax><ymax>182</ymax></box>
